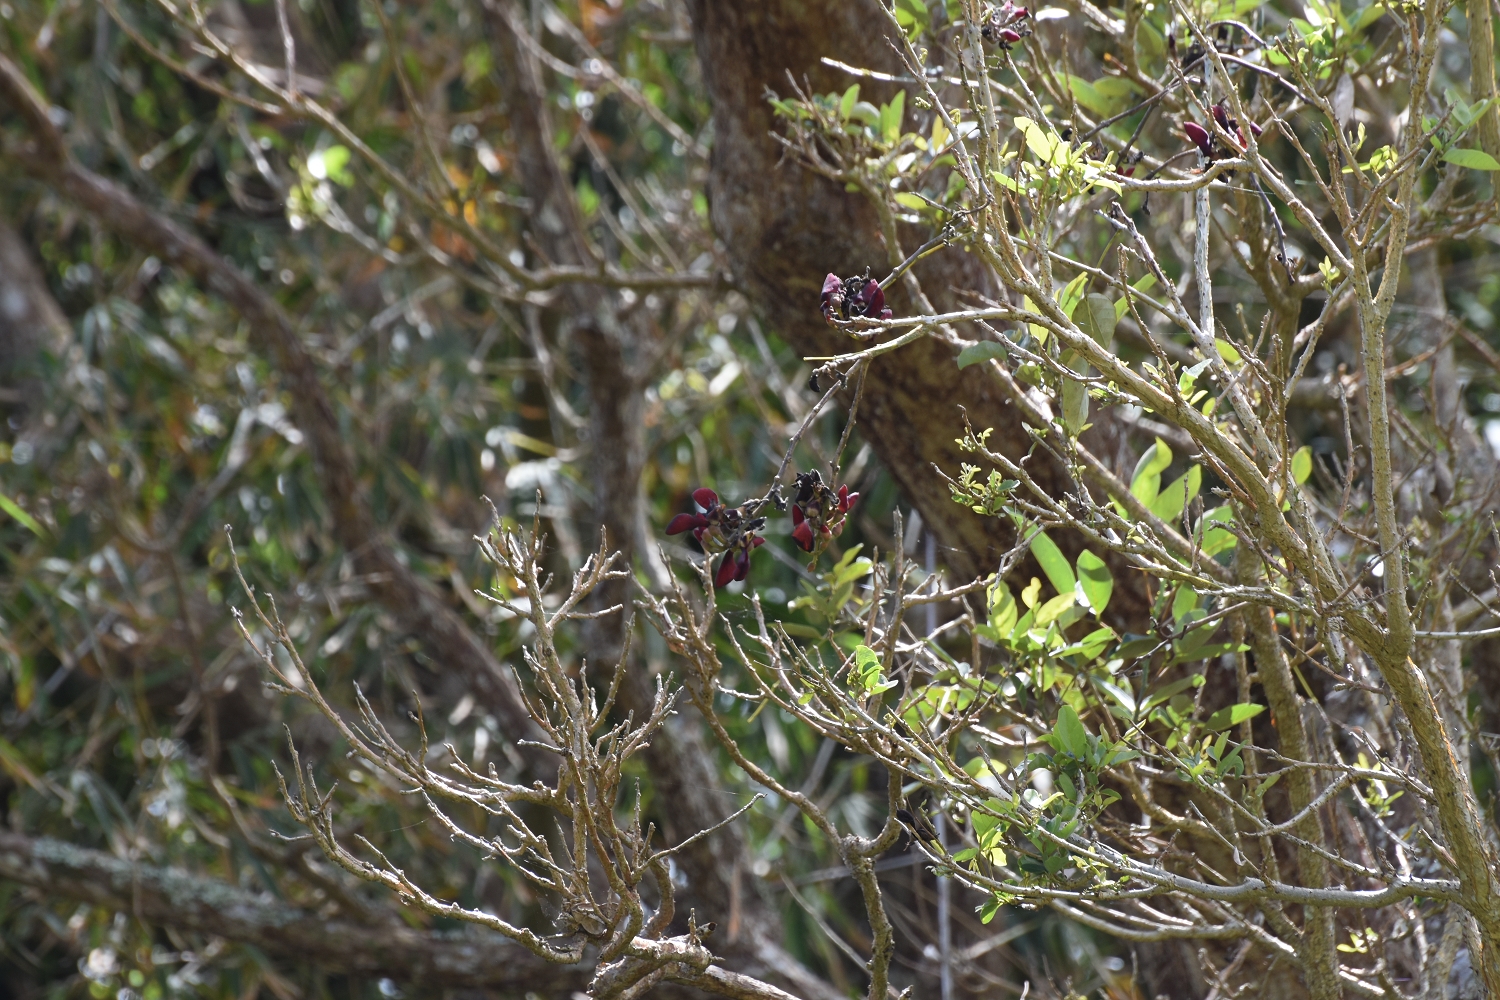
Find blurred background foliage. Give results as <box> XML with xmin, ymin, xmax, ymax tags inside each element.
<box><xmin>0</xmin><ymin>1</ymin><xmax>972</xmax><ymax>997</ymax></box>
<box><xmin>1</xmin><ymin>0</ymin><xmax>1500</xmax><ymax>999</ymax></box>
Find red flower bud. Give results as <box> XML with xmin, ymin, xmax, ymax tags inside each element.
<box><xmin>1183</xmin><ymin>121</ymin><xmax>1211</xmax><ymax>157</ymax></box>
<box><xmin>820</xmin><ymin>273</ymin><xmax>844</xmax><ymax>324</ymax></box>
<box><xmin>666</xmin><ymin>512</ymin><xmax>708</xmax><ymax>535</ymax></box>
<box><xmin>714</xmin><ymin>553</ymin><xmax>738</xmax><ymax>588</ymax></box>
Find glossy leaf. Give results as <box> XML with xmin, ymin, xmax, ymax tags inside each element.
<box><xmin>1075</xmin><ymin>549</ymin><xmax>1113</xmax><ymax>614</ymax></box>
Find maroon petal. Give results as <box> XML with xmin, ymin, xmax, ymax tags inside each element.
<box><xmin>1183</xmin><ymin>121</ymin><xmax>1211</xmax><ymax>157</ymax></box>
<box><xmin>842</xmin><ymin>490</ymin><xmax>859</xmax><ymax>513</ymax></box>
<box><xmin>791</xmin><ymin>505</ymin><xmax>805</xmax><ymax>525</ymax></box>
<box><xmin>692</xmin><ymin>487</ymin><xmax>720</xmax><ymax>510</ymax></box>
<box><xmin>821</xmin><ymin>273</ymin><xmax>843</xmax><ymax>322</ymax></box>
<box><xmin>863</xmin><ymin>280</ymin><xmax>886</xmax><ymax>317</ymax></box>
<box><xmin>792</xmin><ymin>520</ymin><xmax>815</xmax><ymax>552</ymax></box>
<box><xmin>666</xmin><ymin>513</ymin><xmax>704</xmax><ymax>535</ymax></box>
<box><xmin>733</xmin><ymin>550</ymin><xmax>752</xmax><ymax>582</ymax></box>
<box><xmin>1246</xmin><ymin>119</ymin><xmax>1264</xmax><ymax>138</ymax></box>
<box><xmin>1013</xmin><ymin>6</ymin><xmax>1031</xmax><ymax>19</ymax></box>
<box><xmin>1211</xmin><ymin>103</ymin><xmax>1231</xmax><ymax>132</ymax></box>
<box><xmin>999</xmin><ymin>27</ymin><xmax>1022</xmax><ymax>43</ymax></box>
<box><xmin>714</xmin><ymin>554</ymin><xmax>737</xmax><ymax>588</ymax></box>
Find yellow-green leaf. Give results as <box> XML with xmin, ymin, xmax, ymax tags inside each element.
<box><xmin>1291</xmin><ymin>446</ymin><xmax>1313</xmax><ymax>485</ymax></box>
<box><xmin>0</xmin><ymin>492</ymin><xmax>44</xmax><ymax>537</ymax></box>
<box><xmin>1130</xmin><ymin>438</ymin><xmax>1173</xmax><ymax>506</ymax></box>
<box><xmin>1214</xmin><ymin>338</ymin><xmax>1243</xmax><ymax>364</ymax></box>
<box><xmin>840</xmin><ymin>84</ymin><xmax>860</xmax><ymax>121</ymax></box>
<box><xmin>1443</xmin><ymin>148</ymin><xmax>1500</xmax><ymax>170</ymax></box>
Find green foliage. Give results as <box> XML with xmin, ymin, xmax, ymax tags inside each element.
<box><xmin>849</xmin><ymin>644</ymin><xmax>898</xmax><ymax>695</ymax></box>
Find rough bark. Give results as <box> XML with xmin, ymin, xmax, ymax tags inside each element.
<box><xmin>684</xmin><ymin>0</ymin><xmax>1075</xmax><ymax>584</ymax></box>
<box><xmin>0</xmin><ymin>832</ymin><xmax>586</xmax><ymax>991</ymax></box>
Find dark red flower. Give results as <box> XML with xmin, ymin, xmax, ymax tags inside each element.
<box><xmin>1203</xmin><ymin>102</ymin><xmax>1263</xmax><ymax>155</ymax></box>
<box><xmin>982</xmin><ymin>1</ymin><xmax>1034</xmax><ymax>44</ymax></box>
<box><xmin>714</xmin><ymin>536</ymin><xmax>766</xmax><ymax>587</ymax></box>
<box><xmin>789</xmin><ymin>470</ymin><xmax>859</xmax><ymax>564</ymax></box>
<box><xmin>666</xmin><ymin>512</ymin><xmax>708</xmax><ymax>535</ymax></box>
<box><xmin>820</xmin><ymin>273</ymin><xmax>844</xmax><ymax>324</ymax></box>
<box><xmin>665</xmin><ymin>487</ymin><xmax>767</xmax><ymax>587</ymax></box>
<box><xmin>821</xmin><ymin>273</ymin><xmax>893</xmax><ymax>324</ymax></box>
<box><xmin>1183</xmin><ymin>121</ymin><xmax>1212</xmax><ymax>158</ymax></box>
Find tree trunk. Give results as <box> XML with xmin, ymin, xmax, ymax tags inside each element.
<box><xmin>685</xmin><ymin>0</ymin><xmax>1082</xmax><ymax>585</ymax></box>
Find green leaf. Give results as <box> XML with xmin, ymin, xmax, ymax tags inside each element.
<box><xmin>1027</xmin><ymin>528</ymin><xmax>1076</xmax><ymax>597</ymax></box>
<box><xmin>957</xmin><ymin>341</ymin><xmax>1008</xmax><ymax>369</ymax></box>
<box><xmin>576</xmin><ymin>176</ymin><xmax>600</xmax><ymax>216</ymax></box>
<box><xmin>1149</xmin><ymin>464</ymin><xmax>1201</xmax><ymax>521</ymax></box>
<box><xmin>840</xmin><ymin>84</ymin><xmax>861</xmax><ymax>121</ymax></box>
<box><xmin>1057</xmin><ymin>273</ymin><xmax>1089</xmax><ymax>320</ymax></box>
<box><xmin>1207</xmin><ymin>702</ymin><xmax>1266</xmax><ymax>731</ymax></box>
<box><xmin>988</xmin><ymin>580</ymin><xmax>1019</xmax><ymax>634</ymax></box>
<box><xmin>320</xmin><ymin>145</ymin><xmax>354</xmax><ymax>186</ymax></box>
<box><xmin>1170</xmin><ymin>585</ymin><xmax>1199</xmax><ymax>622</ymax></box>
<box><xmin>1291</xmin><ymin>446</ymin><xmax>1313</xmax><ymax>485</ymax></box>
<box><xmin>851</xmin><ymin>644</ymin><xmax>897</xmax><ymax>694</ymax></box>
<box><xmin>1064</xmin><ymin>75</ymin><xmax>1113</xmax><ymax>118</ymax></box>
<box><xmin>1093</xmin><ymin>77</ymin><xmax>1140</xmax><ymax>105</ymax></box>
<box><xmin>1130</xmin><ymin>438</ymin><xmax>1173</xmax><ymax>506</ymax></box>
<box><xmin>0</xmin><ymin>492</ymin><xmax>44</xmax><ymax>537</ymax></box>
<box><xmin>1115</xmin><ymin>274</ymin><xmax>1158</xmax><ymax>320</ymax></box>
<box><xmin>1350</xmin><ymin>1</ymin><xmax>1380</xmax><ymax>26</ymax></box>
<box><xmin>848</xmin><ymin>101</ymin><xmax>882</xmax><ymax>126</ymax></box>
<box><xmin>1020</xmin><ymin>576</ymin><xmax>1042</xmax><ymax>610</ymax></box>
<box><xmin>1077</xmin><ymin>292</ymin><xmax>1116</xmax><ymax>346</ymax></box>
<box><xmin>1052</xmin><ymin>706</ymin><xmax>1090</xmax><ymax>759</ymax></box>
<box><xmin>1016</xmin><ymin>116</ymin><xmax>1057</xmax><ymax>162</ymax></box>
<box><xmin>893</xmin><ymin>0</ymin><xmax>930</xmax><ymax>32</ymax></box>
<box><xmin>1034</xmin><ymin>591</ymin><xmax>1077</xmax><ymax>627</ymax></box>
<box><xmin>1213</xmin><ymin>338</ymin><xmax>1242</xmax><ymax>364</ymax></box>
<box><xmin>1443</xmin><ymin>147</ymin><xmax>1500</xmax><ymax>170</ymax></box>
<box><xmin>1060</xmin><ymin>625</ymin><xmax>1117</xmax><ymax>659</ymax></box>
<box><xmin>880</xmin><ymin>90</ymin><xmax>906</xmax><ymax>144</ymax></box>
<box><xmin>980</xmin><ymin>896</ymin><xmax>1003</xmax><ymax>924</ymax></box>
<box><xmin>894</xmin><ymin>191</ymin><xmax>928</xmax><ymax>211</ymax></box>
<box><xmin>931</xmin><ymin>114</ymin><xmax>951</xmax><ymax>151</ymax></box>
<box><xmin>1061</xmin><ymin>374</ymin><xmax>1090</xmax><ymax>434</ymax></box>
<box><xmin>1198</xmin><ymin>505</ymin><xmax>1237</xmax><ymax>556</ymax></box>
<box><xmin>1075</xmin><ymin>550</ymin><xmax>1113</xmax><ymax>615</ymax></box>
